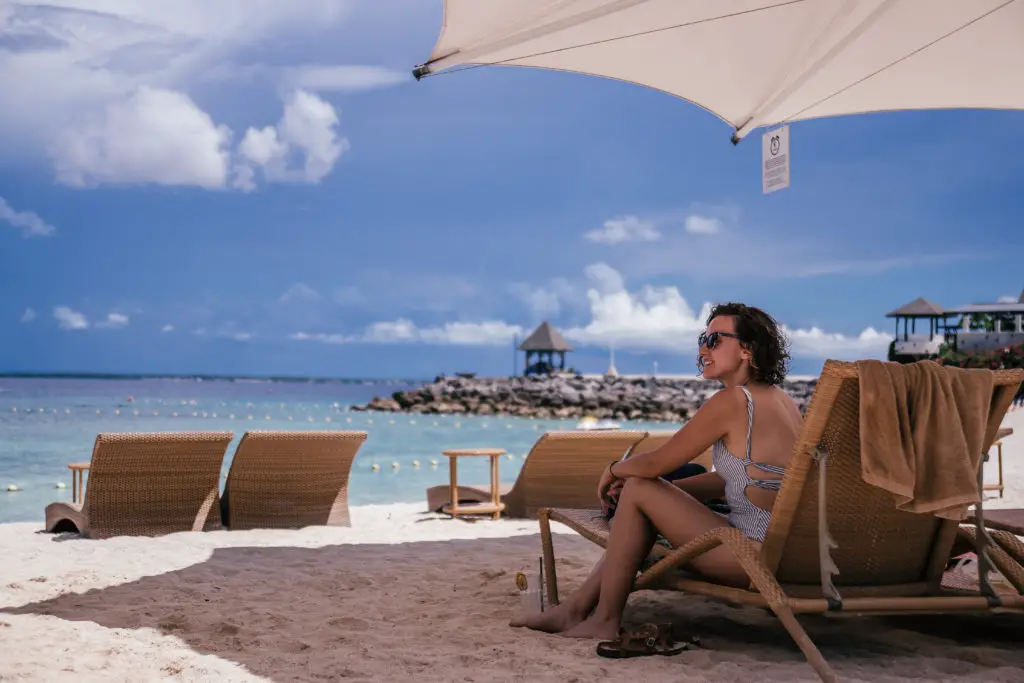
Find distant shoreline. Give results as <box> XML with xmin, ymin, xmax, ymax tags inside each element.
<box><xmin>0</xmin><ymin>372</ymin><xmax>425</xmax><ymax>385</ymax></box>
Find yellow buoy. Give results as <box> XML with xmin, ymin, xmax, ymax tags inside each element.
<box><xmin>6</xmin><ymin>484</ymin><xmax>20</xmax><ymax>492</ymax></box>
<box><xmin>371</xmin><ymin>463</ymin><xmax>380</xmax><ymax>471</ymax></box>
<box><xmin>430</xmin><ymin>459</ymin><xmax>439</xmax><ymax>467</ymax></box>
<box><xmin>412</xmin><ymin>460</ymin><xmax>420</xmax><ymax>468</ymax></box>
<box><xmin>55</xmin><ymin>482</ymin><xmax>67</xmax><ymax>489</ymax></box>
<box><xmin>391</xmin><ymin>462</ymin><xmax>400</xmax><ymax>470</ymax></box>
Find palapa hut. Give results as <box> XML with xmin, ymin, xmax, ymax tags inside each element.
<box><xmin>518</xmin><ymin>321</ymin><xmax>573</xmax><ymax>376</ymax></box>
<box><xmin>885</xmin><ymin>297</ymin><xmax>950</xmax><ymax>341</ymax></box>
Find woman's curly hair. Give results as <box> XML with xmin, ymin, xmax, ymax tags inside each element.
<box><xmin>705</xmin><ymin>302</ymin><xmax>791</xmax><ymax>386</ymax></box>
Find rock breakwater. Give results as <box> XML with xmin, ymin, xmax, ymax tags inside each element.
<box><xmin>352</xmin><ymin>375</ymin><xmax>817</xmax><ymax>422</ymax></box>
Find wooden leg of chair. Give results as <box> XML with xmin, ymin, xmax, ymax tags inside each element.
<box><xmin>997</xmin><ymin>442</ymin><xmax>1004</xmax><ymax>499</ymax></box>
<box><xmin>637</xmin><ymin>528</ymin><xmax>837</xmax><ymax>683</ymax></box>
<box><xmin>775</xmin><ymin>608</ymin><xmax>837</xmax><ymax>683</ymax></box>
<box><xmin>538</xmin><ymin>510</ymin><xmax>559</xmax><ymax>606</ymax></box>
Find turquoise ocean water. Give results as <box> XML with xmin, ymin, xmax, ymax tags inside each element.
<box><xmin>0</xmin><ymin>378</ymin><xmax>678</xmax><ymax>524</ymax></box>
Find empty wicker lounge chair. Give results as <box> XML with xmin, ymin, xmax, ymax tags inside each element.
<box><xmin>221</xmin><ymin>430</ymin><xmax>367</xmax><ymax>530</ymax></box>
<box><xmin>538</xmin><ymin>361</ymin><xmax>1024</xmax><ymax>683</ymax></box>
<box><xmin>44</xmin><ymin>431</ymin><xmax>235</xmax><ymax>539</ymax></box>
<box><xmin>425</xmin><ymin>430</ymin><xmax>646</xmax><ymax>518</ymax></box>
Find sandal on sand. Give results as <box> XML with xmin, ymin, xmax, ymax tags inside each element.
<box><xmin>596</xmin><ymin>623</ymin><xmax>700</xmax><ymax>659</ymax></box>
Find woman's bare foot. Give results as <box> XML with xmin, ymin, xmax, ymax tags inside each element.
<box><xmin>509</xmin><ymin>601</ymin><xmax>587</xmax><ymax>633</ymax></box>
<box><xmin>559</xmin><ymin>615</ymin><xmax>620</xmax><ymax>640</ymax></box>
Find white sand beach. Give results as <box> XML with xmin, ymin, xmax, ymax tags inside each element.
<box><xmin>1</xmin><ymin>410</ymin><xmax>1023</xmax><ymax>682</ymax></box>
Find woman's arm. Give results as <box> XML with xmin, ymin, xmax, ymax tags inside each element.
<box><xmin>610</xmin><ymin>387</ymin><xmax>746</xmax><ymax>480</ymax></box>
<box><xmin>671</xmin><ymin>471</ymin><xmax>726</xmax><ymax>500</ymax></box>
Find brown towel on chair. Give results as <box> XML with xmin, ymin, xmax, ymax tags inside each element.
<box><xmin>856</xmin><ymin>359</ymin><xmax>993</xmax><ymax>519</ymax></box>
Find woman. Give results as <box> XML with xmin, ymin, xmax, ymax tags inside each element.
<box><xmin>511</xmin><ymin>302</ymin><xmax>802</xmax><ymax>640</ymax></box>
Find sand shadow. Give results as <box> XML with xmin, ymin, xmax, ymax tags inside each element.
<box><xmin>3</xmin><ymin>534</ymin><xmax>1023</xmax><ymax>682</ymax></box>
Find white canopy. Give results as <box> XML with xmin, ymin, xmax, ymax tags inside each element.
<box><xmin>414</xmin><ymin>0</ymin><xmax>1024</xmax><ymax>142</ymax></box>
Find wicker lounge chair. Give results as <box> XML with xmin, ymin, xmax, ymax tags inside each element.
<box><xmin>221</xmin><ymin>430</ymin><xmax>367</xmax><ymax>530</ymax></box>
<box><xmin>968</xmin><ymin>508</ymin><xmax>1024</xmax><ymax>536</ymax></box>
<box><xmin>44</xmin><ymin>431</ymin><xmax>234</xmax><ymax>539</ymax></box>
<box><xmin>425</xmin><ymin>430</ymin><xmax>647</xmax><ymax>518</ymax></box>
<box><xmin>538</xmin><ymin>361</ymin><xmax>1024</xmax><ymax>683</ymax></box>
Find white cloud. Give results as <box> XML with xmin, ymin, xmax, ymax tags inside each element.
<box><xmin>234</xmin><ymin>89</ymin><xmax>349</xmax><ymax>191</ymax></box>
<box><xmin>584</xmin><ymin>215</ymin><xmax>660</xmax><ymax>245</ymax></box>
<box><xmin>364</xmin><ymin>319</ymin><xmax>523</xmax><ymax>346</ymax></box>
<box><xmin>232</xmin><ymin>332</ymin><xmax>252</xmax><ymax>341</ymax></box>
<box><xmin>333</xmin><ymin>286</ymin><xmax>364</xmax><ymax>306</ymax></box>
<box><xmin>583</xmin><ymin>262</ymin><xmax>625</xmax><ymax>294</ymax></box>
<box><xmin>161</xmin><ymin>324</ymin><xmax>175</xmax><ymax>332</ymax></box>
<box><xmin>684</xmin><ymin>214</ymin><xmax>722</xmax><ymax>235</ymax></box>
<box><xmin>53</xmin><ymin>306</ymin><xmax>88</xmax><ymax>330</ymax></box>
<box><xmin>279</xmin><ymin>283</ymin><xmax>321</xmax><ymax>304</ymax></box>
<box><xmin>289</xmin><ymin>331</ymin><xmax>351</xmax><ymax>344</ymax></box>
<box><xmin>279</xmin><ymin>65</ymin><xmax>407</xmax><ymax>92</ymax></box>
<box><xmin>20</xmin><ymin>307</ymin><xmax>36</xmax><ymax>323</ymax></box>
<box><xmin>997</xmin><ymin>295</ymin><xmax>1019</xmax><ymax>304</ymax></box>
<box><xmin>0</xmin><ymin>2</ymin><xmax>378</xmax><ymax>186</ymax></box>
<box><xmin>785</xmin><ymin>326</ymin><xmax>891</xmax><ymax>359</ymax></box>
<box><xmin>52</xmin><ymin>87</ymin><xmax>231</xmax><ymax>188</ymax></box>
<box><xmin>292</xmin><ymin>319</ymin><xmax>524</xmax><ymax>347</ymax></box>
<box><xmin>96</xmin><ymin>312</ymin><xmax>129</xmax><ymax>328</ymax></box>
<box><xmin>507</xmin><ymin>283</ymin><xmax>562</xmax><ymax>319</ymax></box>
<box><xmin>0</xmin><ymin>197</ymin><xmax>55</xmax><ymax>237</ymax></box>
<box><xmin>562</xmin><ymin>264</ymin><xmax>891</xmax><ymax>360</ymax></box>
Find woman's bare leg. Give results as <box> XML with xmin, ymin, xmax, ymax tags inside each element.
<box><xmin>561</xmin><ymin>477</ymin><xmax>745</xmax><ymax>640</ymax></box>
<box><xmin>511</xmin><ymin>554</ymin><xmax>610</xmax><ymax>632</ymax></box>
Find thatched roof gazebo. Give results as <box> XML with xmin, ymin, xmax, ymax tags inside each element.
<box><xmin>885</xmin><ymin>297</ymin><xmax>951</xmax><ymax>341</ymax></box>
<box><xmin>518</xmin><ymin>321</ymin><xmax>573</xmax><ymax>376</ymax></box>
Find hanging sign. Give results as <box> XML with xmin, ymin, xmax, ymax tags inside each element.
<box><xmin>762</xmin><ymin>125</ymin><xmax>790</xmax><ymax>194</ymax></box>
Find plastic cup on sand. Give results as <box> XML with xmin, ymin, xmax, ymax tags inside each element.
<box><xmin>516</xmin><ymin>571</ymin><xmax>544</xmax><ymax>614</ymax></box>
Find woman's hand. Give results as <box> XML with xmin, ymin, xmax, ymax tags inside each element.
<box><xmin>597</xmin><ymin>463</ymin><xmax>618</xmax><ymax>503</ymax></box>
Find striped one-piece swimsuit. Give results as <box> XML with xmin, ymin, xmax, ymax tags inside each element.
<box><xmin>712</xmin><ymin>386</ymin><xmax>786</xmax><ymax>543</ymax></box>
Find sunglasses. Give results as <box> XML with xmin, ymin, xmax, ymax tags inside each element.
<box><xmin>698</xmin><ymin>331</ymin><xmax>741</xmax><ymax>350</ymax></box>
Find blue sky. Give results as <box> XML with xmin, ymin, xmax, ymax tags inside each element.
<box><xmin>1</xmin><ymin>0</ymin><xmax>1022</xmax><ymax>379</ymax></box>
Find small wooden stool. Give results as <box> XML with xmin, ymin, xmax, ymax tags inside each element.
<box><xmin>984</xmin><ymin>427</ymin><xmax>1013</xmax><ymax>499</ymax></box>
<box><xmin>441</xmin><ymin>448</ymin><xmax>506</xmax><ymax>520</ymax></box>
<box><xmin>68</xmin><ymin>462</ymin><xmax>90</xmax><ymax>504</ymax></box>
